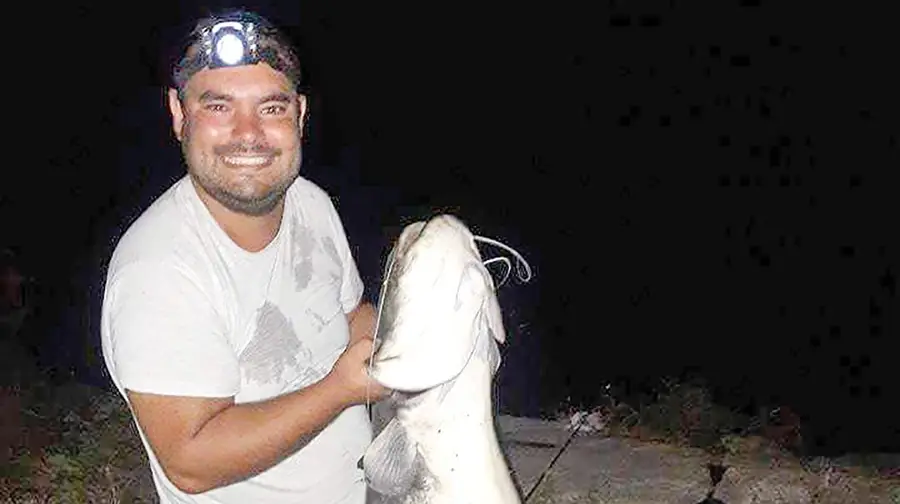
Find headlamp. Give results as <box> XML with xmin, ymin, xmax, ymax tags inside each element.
<box><xmin>200</xmin><ymin>18</ymin><xmax>260</xmax><ymax>69</ymax></box>
<box><xmin>173</xmin><ymin>11</ymin><xmax>304</xmax><ymax>94</ymax></box>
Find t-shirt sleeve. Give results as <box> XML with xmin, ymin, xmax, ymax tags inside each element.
<box><xmin>324</xmin><ymin>198</ymin><xmax>365</xmax><ymax>313</ymax></box>
<box><xmin>105</xmin><ymin>260</ymin><xmax>241</xmax><ymax>398</ymax></box>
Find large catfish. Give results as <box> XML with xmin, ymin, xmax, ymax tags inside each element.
<box><xmin>362</xmin><ymin>214</ymin><xmax>531</xmax><ymax>504</ymax></box>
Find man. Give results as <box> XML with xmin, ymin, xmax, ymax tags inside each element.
<box><xmin>100</xmin><ymin>10</ymin><xmax>389</xmax><ymax>503</ymax></box>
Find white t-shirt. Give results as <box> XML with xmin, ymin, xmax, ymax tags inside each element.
<box><xmin>100</xmin><ymin>175</ymin><xmax>372</xmax><ymax>504</ymax></box>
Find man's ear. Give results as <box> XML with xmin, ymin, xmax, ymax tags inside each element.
<box><xmin>297</xmin><ymin>94</ymin><xmax>309</xmax><ymax>137</ymax></box>
<box><xmin>167</xmin><ymin>88</ymin><xmax>186</xmax><ymax>142</ymax></box>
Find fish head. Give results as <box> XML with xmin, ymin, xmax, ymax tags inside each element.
<box><xmin>369</xmin><ymin>214</ymin><xmax>506</xmax><ymax>392</ymax></box>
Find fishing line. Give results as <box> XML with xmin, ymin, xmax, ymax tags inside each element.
<box><xmin>366</xmin><ymin>249</ymin><xmax>398</xmax><ymax>414</ymax></box>
<box><xmin>523</xmin><ymin>411</ymin><xmax>590</xmax><ymax>503</ymax></box>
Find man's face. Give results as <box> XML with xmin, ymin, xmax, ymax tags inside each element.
<box><xmin>168</xmin><ymin>63</ymin><xmax>307</xmax><ymax>216</ymax></box>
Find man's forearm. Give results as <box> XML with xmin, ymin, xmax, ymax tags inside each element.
<box><xmin>168</xmin><ymin>376</ymin><xmax>350</xmax><ymax>494</ymax></box>
<box><xmin>170</xmin><ymin>302</ymin><xmax>378</xmax><ymax>493</ymax></box>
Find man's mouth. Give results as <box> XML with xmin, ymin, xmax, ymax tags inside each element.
<box><xmin>221</xmin><ymin>155</ymin><xmax>275</xmax><ymax>167</ymax></box>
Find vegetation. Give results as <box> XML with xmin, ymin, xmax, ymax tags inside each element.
<box><xmin>1</xmin><ymin>377</ymin><xmax>154</xmax><ymax>504</ymax></box>
<box><xmin>553</xmin><ymin>376</ymin><xmax>808</xmax><ymax>458</ymax></box>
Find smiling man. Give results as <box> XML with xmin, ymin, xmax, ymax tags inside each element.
<box><xmin>100</xmin><ymin>10</ymin><xmax>389</xmax><ymax>503</ymax></box>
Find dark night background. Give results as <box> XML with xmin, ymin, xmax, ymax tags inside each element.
<box><xmin>2</xmin><ymin>1</ymin><xmax>897</xmax><ymax>458</ymax></box>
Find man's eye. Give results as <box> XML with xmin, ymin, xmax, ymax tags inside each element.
<box><xmin>262</xmin><ymin>105</ymin><xmax>287</xmax><ymax>115</ymax></box>
<box><xmin>205</xmin><ymin>103</ymin><xmax>228</xmax><ymax>112</ymax></box>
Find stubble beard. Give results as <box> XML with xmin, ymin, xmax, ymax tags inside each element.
<box><xmin>181</xmin><ymin>119</ymin><xmax>302</xmax><ymax>217</ymax></box>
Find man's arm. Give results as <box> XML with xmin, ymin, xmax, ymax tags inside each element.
<box><xmin>127</xmin><ymin>337</ymin><xmax>380</xmax><ymax>494</ymax></box>
<box><xmin>346</xmin><ymin>301</ymin><xmax>377</xmax><ymax>346</ymax></box>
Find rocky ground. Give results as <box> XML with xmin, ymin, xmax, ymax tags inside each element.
<box><xmin>498</xmin><ymin>415</ymin><xmax>898</xmax><ymax>504</ymax></box>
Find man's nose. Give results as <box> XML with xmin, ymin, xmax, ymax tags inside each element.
<box><xmin>233</xmin><ymin>110</ymin><xmax>264</xmax><ymax>141</ymax></box>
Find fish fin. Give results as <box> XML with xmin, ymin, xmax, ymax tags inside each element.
<box><xmin>483</xmin><ymin>281</ymin><xmax>507</xmax><ymax>344</ymax></box>
<box><xmin>362</xmin><ymin>417</ymin><xmax>419</xmax><ymax>496</ymax></box>
<box><xmin>487</xmin><ymin>326</ymin><xmax>503</xmax><ymax>375</ymax></box>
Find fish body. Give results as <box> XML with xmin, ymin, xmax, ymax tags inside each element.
<box><xmin>362</xmin><ymin>214</ymin><xmax>523</xmax><ymax>504</ymax></box>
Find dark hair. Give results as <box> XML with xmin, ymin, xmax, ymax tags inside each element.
<box><xmin>171</xmin><ymin>10</ymin><xmax>304</xmax><ymax>97</ymax></box>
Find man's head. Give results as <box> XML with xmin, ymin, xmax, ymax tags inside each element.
<box><xmin>168</xmin><ymin>10</ymin><xmax>308</xmax><ymax>217</ymax></box>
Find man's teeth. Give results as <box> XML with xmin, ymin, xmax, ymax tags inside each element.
<box><xmin>223</xmin><ymin>156</ymin><xmax>272</xmax><ymax>166</ymax></box>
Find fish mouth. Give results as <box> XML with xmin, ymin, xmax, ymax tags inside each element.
<box><xmin>371</xmin><ymin>354</ymin><xmax>400</xmax><ymax>364</ymax></box>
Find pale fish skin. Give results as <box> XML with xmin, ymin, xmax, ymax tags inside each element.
<box><xmin>362</xmin><ymin>214</ymin><xmax>522</xmax><ymax>504</ymax></box>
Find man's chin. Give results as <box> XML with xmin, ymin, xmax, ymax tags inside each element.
<box><xmin>192</xmin><ymin>178</ymin><xmax>292</xmax><ymax>217</ymax></box>
<box><xmin>215</xmin><ymin>190</ymin><xmax>285</xmax><ymax>217</ymax></box>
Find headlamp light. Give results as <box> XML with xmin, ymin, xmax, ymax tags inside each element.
<box><xmin>200</xmin><ymin>19</ymin><xmax>260</xmax><ymax>69</ymax></box>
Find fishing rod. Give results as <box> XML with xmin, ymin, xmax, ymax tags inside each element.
<box><xmin>523</xmin><ymin>410</ymin><xmax>590</xmax><ymax>503</ymax></box>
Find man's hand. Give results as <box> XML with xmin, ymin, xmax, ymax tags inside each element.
<box><xmin>346</xmin><ymin>302</ymin><xmax>377</xmax><ymax>346</ymax></box>
<box><xmin>328</xmin><ymin>337</ymin><xmax>391</xmax><ymax>405</ymax></box>
<box><xmin>342</xmin><ymin>302</ymin><xmax>392</xmax><ymax>403</ymax></box>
